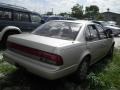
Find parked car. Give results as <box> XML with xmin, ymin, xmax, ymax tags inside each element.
<box><xmin>41</xmin><ymin>16</ymin><xmax>65</xmax><ymax>23</ymax></box>
<box><xmin>0</xmin><ymin>3</ymin><xmax>41</xmax><ymax>48</ymax></box>
<box><xmin>107</xmin><ymin>21</ymin><xmax>117</xmax><ymax>26</ymax></box>
<box><xmin>41</xmin><ymin>16</ymin><xmax>49</xmax><ymax>23</ymax></box>
<box><xmin>3</xmin><ymin>20</ymin><xmax>114</xmax><ymax>80</ymax></box>
<box><xmin>66</xmin><ymin>17</ymin><xmax>77</xmax><ymax>20</ymax></box>
<box><xmin>93</xmin><ymin>21</ymin><xmax>120</xmax><ymax>36</ymax></box>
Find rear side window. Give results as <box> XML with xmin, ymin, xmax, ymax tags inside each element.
<box><xmin>0</xmin><ymin>10</ymin><xmax>12</xmax><ymax>20</ymax></box>
<box><xmin>31</xmin><ymin>14</ymin><xmax>41</xmax><ymax>23</ymax></box>
<box><xmin>14</xmin><ymin>12</ymin><xmax>19</xmax><ymax>21</ymax></box>
<box><xmin>20</xmin><ymin>13</ymin><xmax>29</xmax><ymax>22</ymax></box>
<box><xmin>86</xmin><ymin>25</ymin><xmax>99</xmax><ymax>41</ymax></box>
<box><xmin>14</xmin><ymin>12</ymin><xmax>29</xmax><ymax>22</ymax></box>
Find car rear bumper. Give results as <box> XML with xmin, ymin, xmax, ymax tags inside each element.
<box><xmin>3</xmin><ymin>50</ymin><xmax>78</xmax><ymax>80</ymax></box>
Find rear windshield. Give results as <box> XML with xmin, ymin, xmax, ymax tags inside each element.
<box><xmin>100</xmin><ymin>21</ymin><xmax>109</xmax><ymax>26</ymax></box>
<box><xmin>32</xmin><ymin>21</ymin><xmax>82</xmax><ymax>40</ymax></box>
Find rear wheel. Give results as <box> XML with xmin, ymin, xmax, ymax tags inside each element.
<box><xmin>1</xmin><ymin>31</ymin><xmax>20</xmax><ymax>49</ymax></box>
<box><xmin>75</xmin><ymin>56</ymin><xmax>90</xmax><ymax>81</ymax></box>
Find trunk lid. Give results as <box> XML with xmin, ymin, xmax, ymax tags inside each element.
<box><xmin>8</xmin><ymin>34</ymin><xmax>74</xmax><ymax>54</ymax></box>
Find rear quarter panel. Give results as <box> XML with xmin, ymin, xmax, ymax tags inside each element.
<box><xmin>57</xmin><ymin>42</ymin><xmax>89</xmax><ymax>69</ymax></box>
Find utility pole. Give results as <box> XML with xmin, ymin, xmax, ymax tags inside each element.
<box><xmin>52</xmin><ymin>8</ymin><xmax>53</xmax><ymax>15</ymax></box>
<box><xmin>107</xmin><ymin>8</ymin><xmax>110</xmax><ymax>12</ymax></box>
<box><xmin>107</xmin><ymin>8</ymin><xmax>110</xmax><ymax>21</ymax></box>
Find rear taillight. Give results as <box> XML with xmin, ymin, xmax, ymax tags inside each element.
<box><xmin>7</xmin><ymin>42</ymin><xmax>63</xmax><ymax>65</ymax></box>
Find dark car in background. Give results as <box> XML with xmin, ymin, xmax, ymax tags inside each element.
<box><xmin>41</xmin><ymin>15</ymin><xmax>77</xmax><ymax>24</ymax></box>
<box><xmin>66</xmin><ymin>17</ymin><xmax>77</xmax><ymax>20</ymax></box>
<box><xmin>0</xmin><ymin>3</ymin><xmax>41</xmax><ymax>48</ymax></box>
<box><xmin>41</xmin><ymin>16</ymin><xmax>65</xmax><ymax>23</ymax></box>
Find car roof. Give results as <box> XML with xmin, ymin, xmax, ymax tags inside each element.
<box><xmin>0</xmin><ymin>3</ymin><xmax>39</xmax><ymax>14</ymax></box>
<box><xmin>48</xmin><ymin>16</ymin><xmax>64</xmax><ymax>18</ymax></box>
<box><xmin>52</xmin><ymin>20</ymin><xmax>94</xmax><ymax>24</ymax></box>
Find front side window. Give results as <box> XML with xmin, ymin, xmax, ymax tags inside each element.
<box><xmin>33</xmin><ymin>21</ymin><xmax>82</xmax><ymax>40</ymax></box>
<box><xmin>0</xmin><ymin>10</ymin><xmax>12</xmax><ymax>20</ymax></box>
<box><xmin>86</xmin><ymin>25</ymin><xmax>99</xmax><ymax>41</ymax></box>
<box><xmin>31</xmin><ymin>14</ymin><xmax>41</xmax><ymax>23</ymax></box>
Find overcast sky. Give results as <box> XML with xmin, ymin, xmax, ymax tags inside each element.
<box><xmin>0</xmin><ymin>0</ymin><xmax>120</xmax><ymax>14</ymax></box>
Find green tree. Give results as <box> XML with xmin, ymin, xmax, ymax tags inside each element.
<box><xmin>59</xmin><ymin>12</ymin><xmax>68</xmax><ymax>16</ymax></box>
<box><xmin>85</xmin><ymin>5</ymin><xmax>99</xmax><ymax>19</ymax></box>
<box><xmin>96</xmin><ymin>14</ymin><xmax>104</xmax><ymax>20</ymax></box>
<box><xmin>71</xmin><ymin>4</ymin><xmax>83</xmax><ymax>19</ymax></box>
<box><xmin>46</xmin><ymin>12</ymin><xmax>53</xmax><ymax>15</ymax></box>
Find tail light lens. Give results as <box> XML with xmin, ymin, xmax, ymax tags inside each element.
<box><xmin>7</xmin><ymin>42</ymin><xmax>63</xmax><ymax>65</ymax></box>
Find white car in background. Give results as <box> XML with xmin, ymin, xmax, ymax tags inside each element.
<box><xmin>93</xmin><ymin>21</ymin><xmax>120</xmax><ymax>36</ymax></box>
<box><xmin>3</xmin><ymin>20</ymin><xmax>114</xmax><ymax>80</ymax></box>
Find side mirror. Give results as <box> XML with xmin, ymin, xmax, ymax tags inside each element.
<box><xmin>105</xmin><ymin>29</ymin><xmax>113</xmax><ymax>38</ymax></box>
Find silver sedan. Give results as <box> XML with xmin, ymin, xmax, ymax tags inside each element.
<box><xmin>3</xmin><ymin>20</ymin><xmax>114</xmax><ymax>80</ymax></box>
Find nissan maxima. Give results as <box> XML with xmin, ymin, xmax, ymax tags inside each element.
<box><xmin>3</xmin><ymin>20</ymin><xmax>114</xmax><ymax>80</ymax></box>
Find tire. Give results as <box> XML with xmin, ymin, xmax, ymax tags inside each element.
<box><xmin>1</xmin><ymin>31</ymin><xmax>20</xmax><ymax>49</ymax></box>
<box><xmin>75</xmin><ymin>56</ymin><xmax>90</xmax><ymax>81</ymax></box>
<box><xmin>107</xmin><ymin>44</ymin><xmax>114</xmax><ymax>57</ymax></box>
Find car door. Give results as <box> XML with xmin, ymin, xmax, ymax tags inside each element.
<box><xmin>96</xmin><ymin>24</ymin><xmax>113</xmax><ymax>55</ymax></box>
<box><xmin>85</xmin><ymin>24</ymin><xmax>104</xmax><ymax>64</ymax></box>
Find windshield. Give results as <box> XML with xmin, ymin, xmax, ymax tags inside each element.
<box><xmin>100</xmin><ymin>21</ymin><xmax>109</xmax><ymax>26</ymax></box>
<box><xmin>32</xmin><ymin>21</ymin><xmax>82</xmax><ymax>40</ymax></box>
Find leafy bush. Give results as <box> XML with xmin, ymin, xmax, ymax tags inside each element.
<box><xmin>88</xmin><ymin>50</ymin><xmax>120</xmax><ymax>90</ymax></box>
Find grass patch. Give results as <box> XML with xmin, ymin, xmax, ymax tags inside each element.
<box><xmin>0</xmin><ymin>58</ymin><xmax>16</xmax><ymax>74</ymax></box>
<box><xmin>88</xmin><ymin>50</ymin><xmax>120</xmax><ymax>90</ymax></box>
